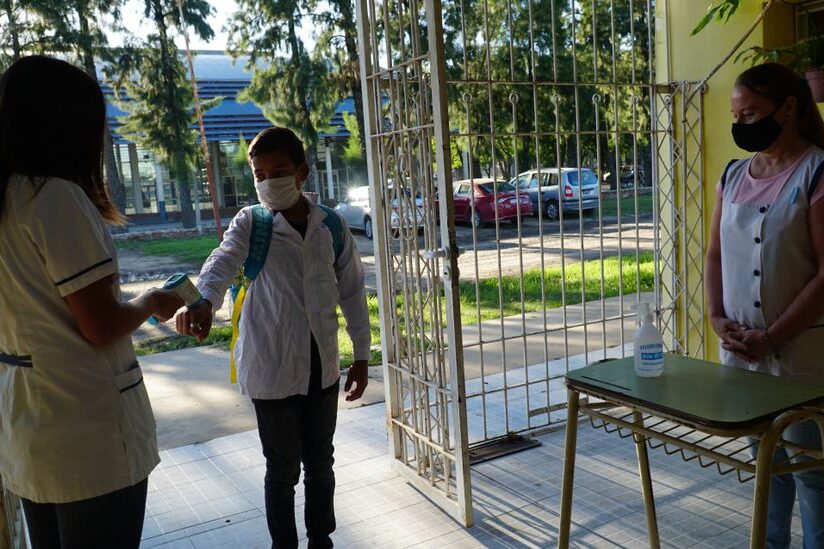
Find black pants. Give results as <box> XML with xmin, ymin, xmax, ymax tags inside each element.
<box><xmin>21</xmin><ymin>478</ymin><xmax>148</xmax><ymax>549</ymax></box>
<box><xmin>253</xmin><ymin>337</ymin><xmax>339</xmax><ymax>549</ymax></box>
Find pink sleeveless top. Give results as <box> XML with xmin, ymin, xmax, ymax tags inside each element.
<box><xmin>715</xmin><ymin>146</ymin><xmax>824</xmax><ymax>206</ymax></box>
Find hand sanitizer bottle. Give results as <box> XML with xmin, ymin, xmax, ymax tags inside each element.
<box><xmin>634</xmin><ymin>302</ymin><xmax>664</xmax><ymax>377</ymax></box>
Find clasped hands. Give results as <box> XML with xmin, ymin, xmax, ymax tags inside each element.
<box><xmin>711</xmin><ymin>316</ymin><xmax>771</xmax><ymax>363</ymax></box>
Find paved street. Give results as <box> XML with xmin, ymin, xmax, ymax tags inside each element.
<box><xmin>447</xmin><ymin>215</ymin><xmax>654</xmax><ymax>281</ymax></box>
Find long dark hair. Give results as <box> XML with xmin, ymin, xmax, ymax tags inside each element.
<box><xmin>736</xmin><ymin>62</ymin><xmax>824</xmax><ymax>149</ymax></box>
<box><xmin>0</xmin><ymin>56</ymin><xmax>124</xmax><ymax>224</ymax></box>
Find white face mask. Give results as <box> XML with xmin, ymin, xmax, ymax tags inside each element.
<box><xmin>255</xmin><ymin>176</ymin><xmax>301</xmax><ymax>211</ymax></box>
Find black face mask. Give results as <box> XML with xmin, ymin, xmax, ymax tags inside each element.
<box><xmin>731</xmin><ymin>105</ymin><xmax>785</xmax><ymax>153</ymax></box>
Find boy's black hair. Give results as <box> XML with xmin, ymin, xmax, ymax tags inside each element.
<box><xmin>248</xmin><ymin>127</ymin><xmax>307</xmax><ymax>166</ymax></box>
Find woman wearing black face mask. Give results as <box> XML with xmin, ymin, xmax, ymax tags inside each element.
<box><xmin>706</xmin><ymin>63</ymin><xmax>824</xmax><ymax>549</ymax></box>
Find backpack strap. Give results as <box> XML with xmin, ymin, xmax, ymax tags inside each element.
<box><xmin>808</xmin><ymin>160</ymin><xmax>824</xmax><ymax>201</ymax></box>
<box><xmin>228</xmin><ymin>205</ymin><xmax>272</xmax><ymax>384</ymax></box>
<box><xmin>720</xmin><ymin>159</ymin><xmax>739</xmax><ymax>192</ymax></box>
<box><xmin>318</xmin><ymin>204</ymin><xmax>345</xmax><ymax>264</ymax></box>
<box><xmin>244</xmin><ymin>204</ymin><xmax>274</xmax><ymax>281</ymax></box>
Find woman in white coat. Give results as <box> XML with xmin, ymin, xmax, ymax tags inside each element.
<box><xmin>0</xmin><ymin>57</ymin><xmax>183</xmax><ymax>548</ymax></box>
<box><xmin>706</xmin><ymin>63</ymin><xmax>824</xmax><ymax>549</ymax></box>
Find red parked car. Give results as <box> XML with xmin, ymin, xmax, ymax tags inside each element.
<box><xmin>449</xmin><ymin>178</ymin><xmax>533</xmax><ymax>228</ymax></box>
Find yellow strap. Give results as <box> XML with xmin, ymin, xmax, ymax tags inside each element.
<box><xmin>229</xmin><ymin>285</ymin><xmax>247</xmax><ymax>384</ymax></box>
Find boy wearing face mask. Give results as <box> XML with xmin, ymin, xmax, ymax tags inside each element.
<box><xmin>177</xmin><ymin>127</ymin><xmax>370</xmax><ymax>549</ymax></box>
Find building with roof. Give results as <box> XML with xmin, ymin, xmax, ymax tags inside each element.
<box><xmin>104</xmin><ymin>51</ymin><xmax>360</xmax><ymax>223</ymax></box>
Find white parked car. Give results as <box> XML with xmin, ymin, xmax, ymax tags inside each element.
<box><xmin>511</xmin><ymin>168</ymin><xmax>600</xmax><ymax>220</ymax></box>
<box><xmin>335</xmin><ymin>185</ymin><xmax>425</xmax><ymax>240</ymax></box>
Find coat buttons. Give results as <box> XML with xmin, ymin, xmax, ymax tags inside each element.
<box><xmin>754</xmin><ymin>301</ymin><xmax>762</xmax><ymax>308</ymax></box>
<box><xmin>754</xmin><ymin>237</ymin><xmax>762</xmax><ymax>244</ymax></box>
<box><xmin>759</xmin><ymin>206</ymin><xmax>767</xmax><ymax>213</ymax></box>
<box><xmin>753</xmin><ymin>269</ymin><xmax>760</xmax><ymax>276</ymax></box>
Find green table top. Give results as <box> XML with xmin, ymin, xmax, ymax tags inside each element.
<box><xmin>566</xmin><ymin>354</ymin><xmax>824</xmax><ymax>431</ymax></box>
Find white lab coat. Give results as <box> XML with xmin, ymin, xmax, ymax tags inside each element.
<box><xmin>0</xmin><ymin>175</ymin><xmax>158</xmax><ymax>503</ymax></box>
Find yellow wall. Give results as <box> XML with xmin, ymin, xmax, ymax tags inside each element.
<box><xmin>657</xmin><ymin>1</ymin><xmax>796</xmax><ymax>360</ymax></box>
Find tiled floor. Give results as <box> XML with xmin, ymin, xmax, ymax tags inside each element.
<box><xmin>140</xmin><ymin>400</ymin><xmax>805</xmax><ymax>548</ymax></box>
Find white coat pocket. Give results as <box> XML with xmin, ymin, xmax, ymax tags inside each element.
<box><xmin>114</xmin><ymin>364</ymin><xmax>159</xmax><ymax>478</ymax></box>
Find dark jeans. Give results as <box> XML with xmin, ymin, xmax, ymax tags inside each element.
<box><xmin>21</xmin><ymin>478</ymin><xmax>148</xmax><ymax>549</ymax></box>
<box><xmin>253</xmin><ymin>337</ymin><xmax>339</xmax><ymax>549</ymax></box>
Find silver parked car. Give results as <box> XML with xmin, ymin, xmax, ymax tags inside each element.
<box><xmin>335</xmin><ymin>185</ymin><xmax>424</xmax><ymax>240</ymax></box>
<box><xmin>511</xmin><ymin>168</ymin><xmax>600</xmax><ymax>220</ymax></box>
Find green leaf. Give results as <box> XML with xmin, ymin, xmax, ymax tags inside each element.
<box><xmin>691</xmin><ymin>1</ymin><xmax>741</xmax><ymax>36</ymax></box>
<box><xmin>691</xmin><ymin>6</ymin><xmax>721</xmax><ymax>36</ymax></box>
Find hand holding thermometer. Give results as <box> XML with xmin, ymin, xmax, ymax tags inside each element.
<box><xmin>147</xmin><ymin>274</ymin><xmax>203</xmax><ymax>325</ymax></box>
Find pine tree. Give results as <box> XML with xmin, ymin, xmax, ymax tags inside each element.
<box><xmin>227</xmin><ymin>0</ymin><xmax>336</xmax><ymax>193</ymax></box>
<box><xmin>109</xmin><ymin>0</ymin><xmax>213</xmax><ymax>228</ymax></box>
<box><xmin>0</xmin><ymin>0</ymin><xmax>130</xmax><ymax>214</ymax></box>
<box><xmin>50</xmin><ymin>0</ymin><xmax>130</xmax><ymax>215</ymax></box>
<box><xmin>315</xmin><ymin>0</ymin><xmax>366</xmax><ymax>155</ymax></box>
<box><xmin>0</xmin><ymin>0</ymin><xmax>59</xmax><ymax>68</ymax></box>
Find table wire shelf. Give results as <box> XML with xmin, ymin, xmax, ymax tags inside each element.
<box><xmin>581</xmin><ymin>402</ymin><xmax>824</xmax><ymax>484</ymax></box>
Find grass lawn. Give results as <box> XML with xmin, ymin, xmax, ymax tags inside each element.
<box><xmin>458</xmin><ymin>252</ymin><xmax>653</xmax><ymax>325</ymax></box>
<box><xmin>598</xmin><ymin>192</ymin><xmax>653</xmax><ymax>219</ymax></box>
<box><xmin>135</xmin><ymin>253</ymin><xmax>654</xmax><ymax>367</ymax></box>
<box><xmin>116</xmin><ymin>235</ymin><xmax>220</xmax><ymax>265</ymax></box>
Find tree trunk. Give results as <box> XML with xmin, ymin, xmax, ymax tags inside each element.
<box><xmin>340</xmin><ymin>0</ymin><xmax>366</xmax><ymax>155</ymax></box>
<box><xmin>103</xmin><ymin>130</ymin><xmax>127</xmax><ymax>214</ymax></box>
<box><xmin>77</xmin><ymin>9</ymin><xmax>128</xmax><ymax>224</ymax></box>
<box><xmin>306</xmin><ymin>145</ymin><xmax>320</xmax><ymax>194</ymax></box>
<box><xmin>519</xmin><ymin>140</ymin><xmax>531</xmax><ymax>174</ymax></box>
<box><xmin>287</xmin><ymin>18</ymin><xmax>320</xmax><ymax>193</ymax></box>
<box><xmin>153</xmin><ymin>0</ymin><xmax>194</xmax><ymax>227</ymax></box>
<box><xmin>3</xmin><ymin>0</ymin><xmax>21</xmax><ymax>60</ymax></box>
<box><xmin>640</xmin><ymin>143</ymin><xmax>653</xmax><ymax>189</ymax></box>
<box><xmin>496</xmin><ymin>158</ymin><xmax>508</xmax><ymax>180</ymax></box>
<box><xmin>605</xmin><ymin>139</ymin><xmax>617</xmax><ymax>189</ymax></box>
<box><xmin>350</xmin><ymin>79</ymin><xmax>366</xmax><ymax>157</ymax></box>
<box><xmin>176</xmin><ymin>159</ymin><xmax>196</xmax><ymax>228</ymax></box>
<box><xmin>564</xmin><ymin>136</ymin><xmax>577</xmax><ymax>167</ymax></box>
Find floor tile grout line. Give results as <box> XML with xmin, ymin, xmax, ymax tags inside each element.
<box><xmin>142</xmin><ymin>509</ymin><xmax>264</xmax><ymax>542</ymax></box>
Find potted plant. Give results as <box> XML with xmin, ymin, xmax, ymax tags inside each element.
<box><xmin>691</xmin><ymin>2</ymin><xmax>824</xmax><ymax>101</ymax></box>
<box><xmin>734</xmin><ymin>34</ymin><xmax>824</xmax><ymax>102</ymax></box>
<box><xmin>800</xmin><ymin>34</ymin><xmax>824</xmax><ymax>102</ymax></box>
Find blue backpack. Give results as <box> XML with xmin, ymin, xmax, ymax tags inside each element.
<box><xmin>228</xmin><ymin>204</ymin><xmax>345</xmax><ymax>382</ymax></box>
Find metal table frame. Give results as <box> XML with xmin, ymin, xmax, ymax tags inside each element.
<box><xmin>557</xmin><ymin>359</ymin><xmax>824</xmax><ymax>549</ymax></box>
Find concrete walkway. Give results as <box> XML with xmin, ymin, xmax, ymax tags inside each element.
<box><xmin>138</xmin><ymin>395</ymin><xmax>804</xmax><ymax>549</ymax></box>
<box><xmin>132</xmin><ymin>308</ymin><xmax>807</xmax><ymax>548</ymax></box>
<box><xmin>141</xmin><ymin>346</ymin><xmax>388</xmax><ymax>450</ymax></box>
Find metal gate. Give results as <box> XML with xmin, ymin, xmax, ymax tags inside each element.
<box><xmin>356</xmin><ymin>0</ymin><xmax>474</xmax><ymax>526</ymax></box>
<box><xmin>445</xmin><ymin>0</ymin><xmax>664</xmax><ymax>448</ymax></box>
<box><xmin>356</xmin><ymin>0</ymin><xmax>705</xmax><ymax>526</ymax></box>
